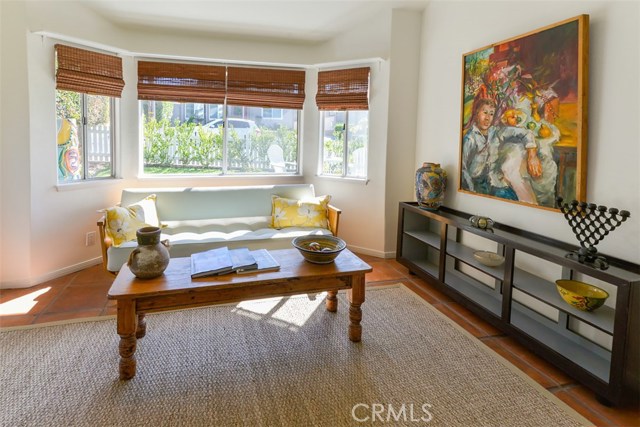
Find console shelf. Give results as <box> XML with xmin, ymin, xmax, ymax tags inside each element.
<box><xmin>397</xmin><ymin>202</ymin><xmax>640</xmax><ymax>406</ymax></box>
<box><xmin>513</xmin><ymin>268</ymin><xmax>615</xmax><ymax>334</ymax></box>
<box><xmin>404</xmin><ymin>229</ymin><xmax>440</xmax><ymax>249</ymax></box>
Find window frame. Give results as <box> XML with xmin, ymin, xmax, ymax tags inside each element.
<box><xmin>56</xmin><ymin>90</ymin><xmax>117</xmax><ymax>183</ymax></box>
<box><xmin>221</xmin><ymin>104</ymin><xmax>301</xmax><ymax>175</ymax></box>
<box><xmin>318</xmin><ymin>110</ymin><xmax>368</xmax><ymax>179</ymax></box>
<box><xmin>139</xmin><ymin>100</ymin><xmax>301</xmax><ymax>176</ymax></box>
<box><xmin>82</xmin><ymin>94</ymin><xmax>117</xmax><ymax>181</ymax></box>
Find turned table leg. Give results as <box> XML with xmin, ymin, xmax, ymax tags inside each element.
<box><xmin>347</xmin><ymin>275</ymin><xmax>365</xmax><ymax>342</ymax></box>
<box><xmin>136</xmin><ymin>313</ymin><xmax>146</xmax><ymax>339</ymax></box>
<box><xmin>117</xmin><ymin>300</ymin><xmax>137</xmax><ymax>380</ymax></box>
<box><xmin>326</xmin><ymin>290</ymin><xmax>338</xmax><ymax>312</ymax></box>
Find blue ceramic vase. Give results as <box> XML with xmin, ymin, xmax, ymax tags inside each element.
<box><xmin>415</xmin><ymin>162</ymin><xmax>447</xmax><ymax>210</ymax></box>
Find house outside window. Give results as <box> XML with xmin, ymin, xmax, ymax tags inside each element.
<box><xmin>56</xmin><ymin>91</ymin><xmax>115</xmax><ymax>182</ymax></box>
<box><xmin>320</xmin><ymin>110</ymin><xmax>368</xmax><ymax>178</ymax></box>
<box><xmin>262</xmin><ymin>108</ymin><xmax>283</xmax><ymax>119</ymax></box>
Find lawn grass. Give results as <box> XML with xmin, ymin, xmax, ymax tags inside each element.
<box><xmin>144</xmin><ymin>166</ymin><xmax>223</xmax><ymax>175</ymax></box>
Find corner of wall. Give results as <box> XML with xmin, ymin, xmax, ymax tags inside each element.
<box><xmin>1</xmin><ymin>0</ymin><xmax>33</xmax><ymax>285</ymax></box>
<box><xmin>384</xmin><ymin>8</ymin><xmax>423</xmax><ymax>254</ymax></box>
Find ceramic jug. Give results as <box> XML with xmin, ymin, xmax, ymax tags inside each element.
<box><xmin>127</xmin><ymin>226</ymin><xmax>170</xmax><ymax>279</ymax></box>
<box><xmin>415</xmin><ymin>162</ymin><xmax>447</xmax><ymax>210</ymax></box>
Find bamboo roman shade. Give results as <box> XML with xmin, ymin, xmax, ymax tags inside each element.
<box><xmin>227</xmin><ymin>66</ymin><xmax>306</xmax><ymax>109</ymax></box>
<box><xmin>316</xmin><ymin>67</ymin><xmax>370</xmax><ymax>110</ymax></box>
<box><xmin>137</xmin><ymin>61</ymin><xmax>226</xmax><ymax>103</ymax></box>
<box><xmin>55</xmin><ymin>44</ymin><xmax>125</xmax><ymax>97</ymax></box>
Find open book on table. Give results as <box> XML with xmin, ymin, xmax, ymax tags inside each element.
<box><xmin>236</xmin><ymin>249</ymin><xmax>280</xmax><ymax>274</ymax></box>
<box><xmin>191</xmin><ymin>247</ymin><xmax>257</xmax><ymax>278</ymax></box>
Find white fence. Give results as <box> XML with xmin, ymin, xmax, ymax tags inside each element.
<box><xmin>86</xmin><ymin>125</ymin><xmax>296</xmax><ymax>172</ymax></box>
<box><xmin>88</xmin><ymin>125</ymin><xmax>111</xmax><ymax>163</ymax></box>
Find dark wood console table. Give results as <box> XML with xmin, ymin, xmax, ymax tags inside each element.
<box><xmin>397</xmin><ymin>202</ymin><xmax>639</xmax><ymax>406</ymax></box>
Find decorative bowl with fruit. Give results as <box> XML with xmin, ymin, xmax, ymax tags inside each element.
<box><xmin>555</xmin><ymin>279</ymin><xmax>609</xmax><ymax>312</ymax></box>
<box><xmin>292</xmin><ymin>235</ymin><xmax>347</xmax><ymax>264</ymax></box>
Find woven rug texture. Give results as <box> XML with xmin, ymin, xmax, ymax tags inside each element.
<box><xmin>0</xmin><ymin>285</ymin><xmax>588</xmax><ymax>427</ymax></box>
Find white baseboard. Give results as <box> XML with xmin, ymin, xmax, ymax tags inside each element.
<box><xmin>346</xmin><ymin>244</ymin><xmax>396</xmax><ymax>259</ymax></box>
<box><xmin>0</xmin><ymin>257</ymin><xmax>103</xmax><ymax>289</ymax></box>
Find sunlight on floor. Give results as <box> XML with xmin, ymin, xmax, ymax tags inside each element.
<box><xmin>0</xmin><ymin>287</ymin><xmax>51</xmax><ymax>315</ymax></box>
<box><xmin>232</xmin><ymin>292</ymin><xmax>326</xmax><ymax>329</ymax></box>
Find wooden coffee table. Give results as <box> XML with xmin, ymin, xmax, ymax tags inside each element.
<box><xmin>108</xmin><ymin>248</ymin><xmax>372</xmax><ymax>380</ymax></box>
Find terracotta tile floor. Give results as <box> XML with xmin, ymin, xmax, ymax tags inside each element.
<box><xmin>1</xmin><ymin>255</ymin><xmax>638</xmax><ymax>427</ymax></box>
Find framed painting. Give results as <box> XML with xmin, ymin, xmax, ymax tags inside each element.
<box><xmin>458</xmin><ymin>15</ymin><xmax>589</xmax><ymax>210</ymax></box>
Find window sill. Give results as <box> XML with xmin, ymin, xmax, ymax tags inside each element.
<box><xmin>55</xmin><ymin>178</ymin><xmax>123</xmax><ymax>192</ymax></box>
<box><xmin>136</xmin><ymin>173</ymin><xmax>302</xmax><ymax>181</ymax></box>
<box><xmin>316</xmin><ymin>175</ymin><xmax>369</xmax><ymax>185</ymax></box>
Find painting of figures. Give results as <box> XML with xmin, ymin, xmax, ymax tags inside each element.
<box><xmin>458</xmin><ymin>15</ymin><xmax>589</xmax><ymax>209</ymax></box>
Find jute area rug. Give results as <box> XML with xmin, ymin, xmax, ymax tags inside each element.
<box><xmin>0</xmin><ymin>284</ymin><xmax>590</xmax><ymax>427</ymax></box>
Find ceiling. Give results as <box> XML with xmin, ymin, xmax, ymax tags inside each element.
<box><xmin>82</xmin><ymin>0</ymin><xmax>428</xmax><ymax>43</ymax></box>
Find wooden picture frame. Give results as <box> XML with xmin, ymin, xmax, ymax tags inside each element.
<box><xmin>458</xmin><ymin>15</ymin><xmax>589</xmax><ymax>210</ymax></box>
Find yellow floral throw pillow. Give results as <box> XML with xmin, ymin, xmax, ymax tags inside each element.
<box><xmin>104</xmin><ymin>195</ymin><xmax>159</xmax><ymax>247</ymax></box>
<box><xmin>271</xmin><ymin>195</ymin><xmax>330</xmax><ymax>229</ymax></box>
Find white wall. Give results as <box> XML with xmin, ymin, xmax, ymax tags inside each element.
<box><xmin>1</xmin><ymin>1</ymin><xmax>412</xmax><ymax>287</ymax></box>
<box><xmin>416</xmin><ymin>1</ymin><xmax>640</xmax><ymax>264</ymax></box>
<box><xmin>384</xmin><ymin>10</ymin><xmax>423</xmax><ymax>254</ymax></box>
<box><xmin>0</xmin><ymin>0</ymin><xmax>4</xmax><ymax>284</ymax></box>
<box><xmin>1</xmin><ymin>1</ymin><xmax>33</xmax><ymax>285</ymax></box>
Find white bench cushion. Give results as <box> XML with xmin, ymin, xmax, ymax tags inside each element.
<box><xmin>105</xmin><ymin>220</ymin><xmax>332</xmax><ymax>271</ymax></box>
<box><xmin>105</xmin><ymin>184</ymin><xmax>333</xmax><ymax>272</ymax></box>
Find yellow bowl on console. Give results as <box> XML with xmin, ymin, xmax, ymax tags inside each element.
<box><xmin>555</xmin><ymin>279</ymin><xmax>609</xmax><ymax>312</ymax></box>
<box><xmin>292</xmin><ymin>235</ymin><xmax>347</xmax><ymax>264</ymax></box>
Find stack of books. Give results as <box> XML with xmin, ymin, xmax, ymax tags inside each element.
<box><xmin>190</xmin><ymin>247</ymin><xmax>280</xmax><ymax>278</ymax></box>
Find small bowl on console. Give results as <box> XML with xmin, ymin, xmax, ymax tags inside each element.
<box><xmin>473</xmin><ymin>250</ymin><xmax>505</xmax><ymax>267</ymax></box>
<box><xmin>292</xmin><ymin>235</ymin><xmax>347</xmax><ymax>264</ymax></box>
<box><xmin>555</xmin><ymin>279</ymin><xmax>609</xmax><ymax>312</ymax></box>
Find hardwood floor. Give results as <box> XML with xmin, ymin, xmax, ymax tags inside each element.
<box><xmin>1</xmin><ymin>254</ymin><xmax>638</xmax><ymax>427</ymax></box>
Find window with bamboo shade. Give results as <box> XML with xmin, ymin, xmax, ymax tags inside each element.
<box><xmin>55</xmin><ymin>44</ymin><xmax>124</xmax><ymax>98</ymax></box>
<box><xmin>138</xmin><ymin>63</ymin><xmax>303</xmax><ymax>176</ymax></box>
<box><xmin>317</xmin><ymin>67</ymin><xmax>370</xmax><ymax>179</ymax></box>
<box><xmin>55</xmin><ymin>44</ymin><xmax>119</xmax><ymax>183</ymax></box>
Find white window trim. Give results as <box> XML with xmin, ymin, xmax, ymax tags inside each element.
<box><xmin>138</xmin><ymin>102</ymin><xmax>302</xmax><ymax>177</ymax></box>
<box><xmin>56</xmin><ymin>92</ymin><xmax>118</xmax><ymax>184</ymax></box>
<box><xmin>318</xmin><ymin>110</ymin><xmax>368</xmax><ymax>180</ymax></box>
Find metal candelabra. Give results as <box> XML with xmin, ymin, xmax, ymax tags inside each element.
<box><xmin>556</xmin><ymin>197</ymin><xmax>630</xmax><ymax>270</ymax></box>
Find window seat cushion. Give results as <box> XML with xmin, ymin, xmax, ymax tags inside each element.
<box><xmin>105</xmin><ymin>222</ymin><xmax>331</xmax><ymax>272</ymax></box>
